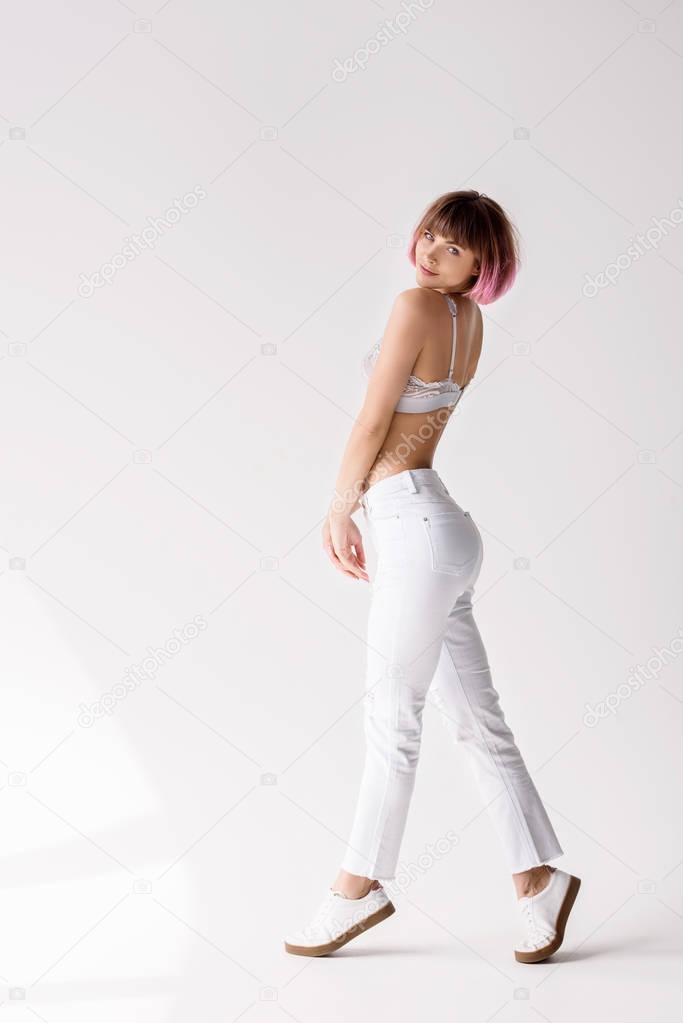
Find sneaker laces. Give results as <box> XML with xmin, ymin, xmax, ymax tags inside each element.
<box><xmin>309</xmin><ymin>891</ymin><xmax>338</xmax><ymax>930</ymax></box>
<box><xmin>521</xmin><ymin>899</ymin><xmax>550</xmax><ymax>944</ymax></box>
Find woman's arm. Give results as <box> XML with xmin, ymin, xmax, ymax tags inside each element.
<box><xmin>323</xmin><ymin>290</ymin><xmax>431</xmax><ymax>580</ymax></box>
<box><xmin>327</xmin><ymin>288</ymin><xmax>431</xmax><ymax>520</ymax></box>
<box><xmin>325</xmin><ymin>284</ymin><xmax>431</xmax><ymax>556</ymax></box>
<box><xmin>329</xmin><ymin>419</ymin><xmax>386</xmax><ymax>520</ymax></box>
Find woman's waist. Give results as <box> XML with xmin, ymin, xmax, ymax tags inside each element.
<box><xmin>360</xmin><ymin>468</ymin><xmax>463</xmax><ymax>518</ymax></box>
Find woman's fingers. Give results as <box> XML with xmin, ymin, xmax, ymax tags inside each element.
<box><xmin>322</xmin><ymin>517</ymin><xmax>369</xmax><ymax>581</ymax></box>
<box><xmin>336</xmin><ymin>541</ymin><xmax>367</xmax><ymax>581</ymax></box>
<box><xmin>324</xmin><ymin>538</ymin><xmax>357</xmax><ymax>578</ymax></box>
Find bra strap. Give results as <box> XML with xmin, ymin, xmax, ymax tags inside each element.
<box><xmin>446</xmin><ymin>295</ymin><xmax>457</xmax><ymax>376</ymax></box>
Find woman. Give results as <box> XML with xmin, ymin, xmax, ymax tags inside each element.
<box><xmin>283</xmin><ymin>191</ymin><xmax>581</xmax><ymax>963</ymax></box>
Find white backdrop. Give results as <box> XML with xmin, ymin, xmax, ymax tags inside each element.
<box><xmin>1</xmin><ymin>0</ymin><xmax>682</xmax><ymax>1019</ymax></box>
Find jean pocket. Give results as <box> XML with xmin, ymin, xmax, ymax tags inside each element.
<box><xmin>421</xmin><ymin>509</ymin><xmax>480</xmax><ymax>575</ymax></box>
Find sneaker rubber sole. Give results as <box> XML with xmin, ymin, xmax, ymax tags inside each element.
<box><xmin>284</xmin><ymin>899</ymin><xmax>396</xmax><ymax>956</ymax></box>
<box><xmin>514</xmin><ymin>874</ymin><xmax>581</xmax><ymax>963</ymax></box>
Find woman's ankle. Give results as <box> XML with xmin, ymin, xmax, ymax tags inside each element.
<box><xmin>332</xmin><ymin>869</ymin><xmax>379</xmax><ymax>899</ymax></box>
<box><xmin>513</xmin><ymin>864</ymin><xmax>553</xmax><ymax>899</ymax></box>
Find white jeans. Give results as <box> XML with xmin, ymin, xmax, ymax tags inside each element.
<box><xmin>340</xmin><ymin>468</ymin><xmax>564</xmax><ymax>880</ymax></box>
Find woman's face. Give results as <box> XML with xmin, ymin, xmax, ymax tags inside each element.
<box><xmin>414</xmin><ymin>226</ymin><xmax>480</xmax><ymax>294</ymax></box>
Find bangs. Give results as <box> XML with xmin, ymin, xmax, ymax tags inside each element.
<box><xmin>422</xmin><ymin>205</ymin><xmax>482</xmax><ymax>256</ymax></box>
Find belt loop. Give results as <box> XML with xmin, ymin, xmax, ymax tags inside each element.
<box><xmin>404</xmin><ymin>469</ymin><xmax>418</xmax><ymax>494</ymax></box>
<box><xmin>434</xmin><ymin>471</ymin><xmax>449</xmax><ymax>496</ymax></box>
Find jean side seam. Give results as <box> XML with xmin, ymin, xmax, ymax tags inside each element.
<box><xmin>442</xmin><ymin>610</ymin><xmax>540</xmax><ymax>869</ymax></box>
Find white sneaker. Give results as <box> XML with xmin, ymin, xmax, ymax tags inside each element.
<box><xmin>284</xmin><ymin>882</ymin><xmax>396</xmax><ymax>957</ymax></box>
<box><xmin>514</xmin><ymin>867</ymin><xmax>581</xmax><ymax>963</ymax></box>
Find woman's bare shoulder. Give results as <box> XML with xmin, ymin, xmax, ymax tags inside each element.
<box><xmin>390</xmin><ymin>288</ymin><xmax>453</xmax><ymax>326</ymax></box>
<box><xmin>390</xmin><ymin>288</ymin><xmax>482</xmax><ymax>338</ymax></box>
<box><xmin>391</xmin><ymin>286</ymin><xmax>440</xmax><ymax>309</ymax></box>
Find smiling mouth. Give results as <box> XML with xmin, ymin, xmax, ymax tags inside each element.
<box><xmin>420</xmin><ymin>265</ymin><xmax>437</xmax><ymax>275</ymax></box>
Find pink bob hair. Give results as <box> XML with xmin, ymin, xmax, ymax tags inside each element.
<box><xmin>407</xmin><ymin>190</ymin><xmax>522</xmax><ymax>305</ymax></box>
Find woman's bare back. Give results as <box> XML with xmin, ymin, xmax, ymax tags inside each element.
<box><xmin>365</xmin><ymin>291</ymin><xmax>483</xmax><ymax>488</ymax></box>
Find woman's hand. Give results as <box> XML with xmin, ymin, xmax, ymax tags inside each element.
<box><xmin>322</xmin><ymin>513</ymin><xmax>369</xmax><ymax>582</ymax></box>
